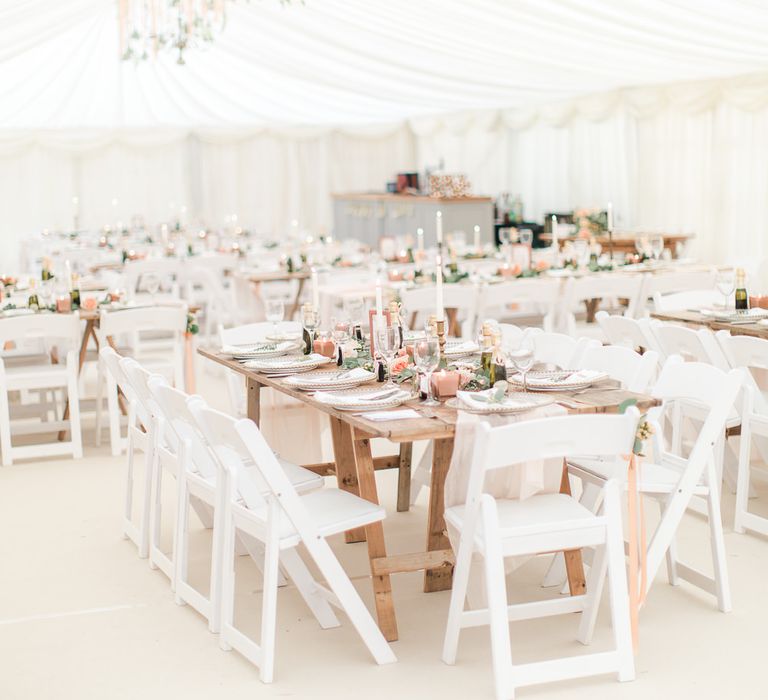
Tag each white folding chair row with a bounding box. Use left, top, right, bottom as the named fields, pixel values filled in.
left=443, top=411, right=638, bottom=699
left=651, top=288, right=721, bottom=315
left=716, top=331, right=768, bottom=536
left=0, top=314, right=83, bottom=466
left=400, top=284, right=479, bottom=338
left=181, top=265, right=238, bottom=340
left=560, top=274, right=645, bottom=336
left=531, top=332, right=599, bottom=369
left=475, top=278, right=561, bottom=332
left=595, top=311, right=660, bottom=353
left=638, top=269, right=716, bottom=316
left=568, top=356, right=743, bottom=612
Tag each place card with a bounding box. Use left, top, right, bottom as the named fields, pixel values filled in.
left=358, top=409, right=422, bottom=421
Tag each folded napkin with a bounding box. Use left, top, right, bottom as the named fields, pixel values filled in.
left=523, top=369, right=605, bottom=386
left=446, top=341, right=479, bottom=354
left=313, top=387, right=409, bottom=406
left=286, top=367, right=374, bottom=385
left=221, top=340, right=295, bottom=355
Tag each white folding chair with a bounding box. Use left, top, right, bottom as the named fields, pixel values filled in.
left=569, top=357, right=743, bottom=612
left=97, top=346, right=137, bottom=457
left=561, top=274, right=644, bottom=336
left=576, top=344, right=659, bottom=394
left=401, top=284, right=479, bottom=338
left=649, top=320, right=729, bottom=368
left=652, top=288, right=721, bottom=314
left=0, top=314, right=83, bottom=466
left=188, top=401, right=396, bottom=682
left=442, top=413, right=637, bottom=699
left=532, top=332, right=599, bottom=368
left=716, top=331, right=768, bottom=535
left=639, top=269, right=716, bottom=316
left=595, top=311, right=660, bottom=353
left=476, top=278, right=561, bottom=332
left=181, top=264, right=238, bottom=340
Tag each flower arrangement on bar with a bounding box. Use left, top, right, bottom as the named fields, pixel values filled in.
left=572, top=208, right=608, bottom=238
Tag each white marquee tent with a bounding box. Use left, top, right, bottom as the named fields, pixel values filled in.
left=2, top=0, right=768, bottom=267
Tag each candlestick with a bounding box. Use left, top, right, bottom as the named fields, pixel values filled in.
left=436, top=211, right=443, bottom=249
left=435, top=254, right=444, bottom=321
left=311, top=267, right=320, bottom=309
left=417, top=227, right=424, bottom=252
left=473, top=224, right=480, bottom=251
left=435, top=318, right=446, bottom=361
left=607, top=202, right=614, bottom=261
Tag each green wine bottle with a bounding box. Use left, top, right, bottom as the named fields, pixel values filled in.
left=735, top=268, right=748, bottom=311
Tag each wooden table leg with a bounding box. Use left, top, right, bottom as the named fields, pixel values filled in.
left=59, top=318, right=99, bottom=441
left=584, top=298, right=600, bottom=324
left=246, top=376, right=261, bottom=426
left=424, top=437, right=455, bottom=592
left=329, top=417, right=366, bottom=543
left=352, top=432, right=398, bottom=642
left=396, top=442, right=413, bottom=513
left=560, top=461, right=586, bottom=595
left=288, top=278, right=306, bottom=320
left=446, top=308, right=460, bottom=337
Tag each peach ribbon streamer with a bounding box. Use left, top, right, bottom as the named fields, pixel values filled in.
left=184, top=332, right=195, bottom=393
left=626, top=452, right=647, bottom=651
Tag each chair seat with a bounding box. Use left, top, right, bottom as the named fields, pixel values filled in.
left=236, top=488, right=385, bottom=545
left=4, top=362, right=70, bottom=389
left=445, top=493, right=597, bottom=541
left=570, top=457, right=709, bottom=495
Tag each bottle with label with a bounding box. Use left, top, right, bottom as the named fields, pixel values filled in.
left=492, top=330, right=507, bottom=384
left=735, top=268, right=749, bottom=311
left=27, top=278, right=39, bottom=311
left=300, top=303, right=316, bottom=355
left=389, top=300, right=403, bottom=349
left=480, top=323, right=495, bottom=384
left=69, top=273, right=81, bottom=310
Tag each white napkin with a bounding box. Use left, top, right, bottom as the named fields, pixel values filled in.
left=445, top=341, right=479, bottom=354
left=286, top=367, right=374, bottom=385
left=521, top=369, right=605, bottom=386
left=313, top=387, right=409, bottom=406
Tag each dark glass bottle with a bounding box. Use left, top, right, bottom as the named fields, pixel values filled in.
left=735, top=268, right=748, bottom=311
left=480, top=324, right=494, bottom=384
left=492, top=332, right=507, bottom=384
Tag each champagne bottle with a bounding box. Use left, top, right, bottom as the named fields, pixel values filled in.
left=480, top=323, right=495, bottom=384
left=27, top=278, right=39, bottom=311
left=735, top=268, right=748, bottom=312
left=492, top=331, right=507, bottom=384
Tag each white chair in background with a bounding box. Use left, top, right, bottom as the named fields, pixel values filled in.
left=442, top=412, right=637, bottom=698
left=575, top=343, right=659, bottom=394
left=716, top=331, right=768, bottom=536
left=532, top=332, right=599, bottom=368
left=649, top=320, right=729, bottom=368
left=95, top=304, right=188, bottom=448
left=181, top=264, right=238, bottom=340
left=124, top=258, right=182, bottom=298
left=595, top=310, right=660, bottom=353
left=497, top=323, right=542, bottom=349
left=0, top=314, right=83, bottom=466
left=560, top=274, right=644, bottom=336
left=97, top=346, right=137, bottom=457
left=189, top=401, right=396, bottom=682
left=401, top=284, right=479, bottom=338
left=475, top=278, right=561, bottom=332
left=652, top=288, right=721, bottom=314
left=569, top=357, right=743, bottom=612
left=638, top=269, right=716, bottom=316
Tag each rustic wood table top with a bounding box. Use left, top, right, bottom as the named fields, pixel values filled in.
left=651, top=309, right=768, bottom=340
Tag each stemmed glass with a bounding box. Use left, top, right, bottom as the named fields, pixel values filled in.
left=507, top=342, right=535, bottom=392
left=650, top=235, right=664, bottom=261
left=265, top=298, right=285, bottom=338
left=634, top=236, right=650, bottom=261
left=715, top=271, right=735, bottom=309
left=143, top=272, right=160, bottom=301
left=376, top=325, right=399, bottom=388
left=331, top=317, right=351, bottom=365
left=414, top=336, right=440, bottom=406
left=301, top=304, right=319, bottom=353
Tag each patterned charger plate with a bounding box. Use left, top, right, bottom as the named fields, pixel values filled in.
left=314, top=386, right=412, bottom=411
left=508, top=370, right=608, bottom=392
left=283, top=369, right=376, bottom=391
left=447, top=392, right=554, bottom=415
left=244, top=354, right=330, bottom=373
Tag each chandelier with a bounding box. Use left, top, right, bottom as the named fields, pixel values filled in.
left=118, top=0, right=229, bottom=65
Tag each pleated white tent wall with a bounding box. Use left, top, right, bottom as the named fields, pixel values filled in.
left=2, top=0, right=768, bottom=267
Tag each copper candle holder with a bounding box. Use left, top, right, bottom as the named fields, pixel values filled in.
left=435, top=319, right=446, bottom=359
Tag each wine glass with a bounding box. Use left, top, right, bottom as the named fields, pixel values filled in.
left=143, top=272, right=160, bottom=301
left=376, top=325, right=399, bottom=388
left=265, top=298, right=285, bottom=338
left=634, top=236, right=649, bottom=261
left=715, top=271, right=735, bottom=309
left=331, top=317, right=351, bottom=364
left=414, top=336, right=440, bottom=406
left=650, top=235, right=664, bottom=261
left=507, top=343, right=535, bottom=392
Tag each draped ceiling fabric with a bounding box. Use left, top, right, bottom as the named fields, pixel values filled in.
left=1, top=0, right=768, bottom=268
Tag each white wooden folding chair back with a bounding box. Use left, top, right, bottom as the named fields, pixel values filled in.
left=576, top=344, right=659, bottom=393
left=443, top=412, right=638, bottom=698
left=561, top=274, right=644, bottom=336
left=96, top=346, right=138, bottom=456
left=476, top=278, right=560, bottom=332
left=497, top=323, right=542, bottom=350
left=715, top=331, right=768, bottom=535
left=639, top=269, right=716, bottom=314
left=181, top=264, right=236, bottom=339
left=595, top=310, right=660, bottom=353
left=188, top=402, right=395, bottom=682
left=649, top=320, right=729, bottom=368
left=0, top=313, right=83, bottom=466
left=230, top=273, right=264, bottom=323
left=652, top=288, right=721, bottom=314
left=99, top=304, right=188, bottom=388
left=401, top=284, right=479, bottom=338
left=124, top=258, right=181, bottom=298
left=532, top=331, right=599, bottom=368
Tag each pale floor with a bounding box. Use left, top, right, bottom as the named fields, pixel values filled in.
left=2, top=365, right=768, bottom=699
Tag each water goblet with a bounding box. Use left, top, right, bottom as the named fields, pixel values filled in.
left=376, top=325, right=399, bottom=388
left=507, top=343, right=535, bottom=392
left=265, top=298, right=285, bottom=338
left=715, top=271, right=735, bottom=309
left=414, top=336, right=440, bottom=406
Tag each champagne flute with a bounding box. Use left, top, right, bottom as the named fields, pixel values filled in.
left=507, top=343, right=535, bottom=392
left=415, top=336, right=440, bottom=406
left=715, top=271, right=735, bottom=309
left=376, top=325, right=399, bottom=388
left=265, top=298, right=285, bottom=338
left=143, top=272, right=160, bottom=302
left=331, top=317, right=351, bottom=365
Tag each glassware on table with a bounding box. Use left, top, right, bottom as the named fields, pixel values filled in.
left=634, top=236, right=650, bottom=260
left=715, top=271, right=735, bottom=309
left=414, top=336, right=441, bottom=406
left=331, top=317, right=351, bottom=364
left=507, top=343, right=535, bottom=392
left=265, top=297, right=285, bottom=337
left=375, top=325, right=399, bottom=388
left=300, top=303, right=319, bottom=355
left=649, top=235, right=665, bottom=261
left=143, top=272, right=161, bottom=300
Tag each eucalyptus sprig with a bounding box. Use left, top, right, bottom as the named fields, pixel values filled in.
left=467, top=380, right=508, bottom=403
left=618, top=398, right=655, bottom=456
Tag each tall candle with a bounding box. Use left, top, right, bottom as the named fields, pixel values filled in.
left=435, top=254, right=444, bottom=320
left=551, top=214, right=558, bottom=251
left=473, top=224, right=480, bottom=251
left=375, top=280, right=384, bottom=328
left=311, top=267, right=320, bottom=309
left=607, top=202, right=614, bottom=231
left=436, top=211, right=443, bottom=249
left=417, top=227, right=424, bottom=252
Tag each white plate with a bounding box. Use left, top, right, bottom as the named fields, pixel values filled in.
left=444, top=341, right=480, bottom=357
left=509, top=369, right=608, bottom=391
left=226, top=341, right=301, bottom=360
left=283, top=369, right=376, bottom=391
left=244, top=354, right=329, bottom=372
left=313, top=387, right=411, bottom=411
left=447, top=392, right=554, bottom=415
left=1, top=308, right=36, bottom=317
left=266, top=332, right=302, bottom=342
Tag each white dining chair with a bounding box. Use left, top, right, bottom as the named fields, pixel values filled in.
left=576, top=344, right=659, bottom=394
left=561, top=274, right=645, bottom=336
left=442, top=412, right=638, bottom=699
left=531, top=332, right=599, bottom=369
left=0, top=314, right=83, bottom=466
left=97, top=346, right=137, bottom=457
left=639, top=269, right=716, bottom=316
left=188, top=400, right=396, bottom=682
left=595, top=311, right=660, bottom=353
left=475, top=278, right=561, bottom=332
left=652, top=288, right=721, bottom=314
left=569, top=356, right=743, bottom=612
left=715, top=331, right=768, bottom=536
left=400, top=284, right=479, bottom=338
